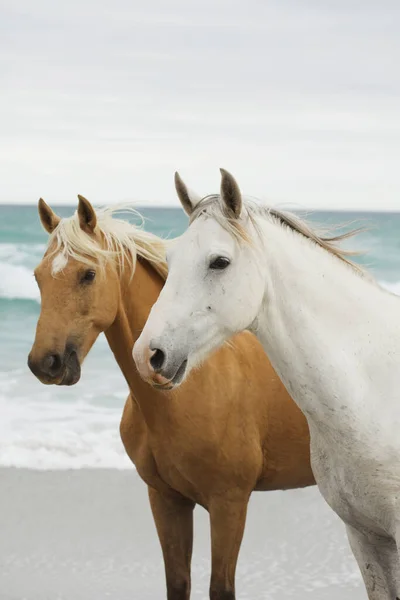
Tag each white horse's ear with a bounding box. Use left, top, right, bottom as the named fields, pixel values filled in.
left=174, top=172, right=201, bottom=216
left=38, top=198, right=61, bottom=234
left=220, top=168, right=242, bottom=219
left=77, top=195, right=97, bottom=234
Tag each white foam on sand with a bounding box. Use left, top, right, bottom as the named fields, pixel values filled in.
left=0, top=356, right=132, bottom=470
left=0, top=390, right=131, bottom=470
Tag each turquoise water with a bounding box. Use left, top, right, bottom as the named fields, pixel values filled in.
left=1, top=206, right=400, bottom=469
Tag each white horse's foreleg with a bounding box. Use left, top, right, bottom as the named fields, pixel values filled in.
left=346, top=525, right=400, bottom=599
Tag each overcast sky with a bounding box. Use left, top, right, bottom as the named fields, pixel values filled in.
left=1, top=0, right=399, bottom=209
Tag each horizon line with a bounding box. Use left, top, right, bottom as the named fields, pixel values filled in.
left=0, top=203, right=399, bottom=214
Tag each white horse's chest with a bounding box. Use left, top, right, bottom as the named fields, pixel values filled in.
left=309, top=423, right=399, bottom=537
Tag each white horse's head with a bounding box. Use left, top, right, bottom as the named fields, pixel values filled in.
left=133, top=169, right=266, bottom=389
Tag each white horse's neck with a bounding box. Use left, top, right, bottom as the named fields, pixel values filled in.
left=250, top=216, right=400, bottom=430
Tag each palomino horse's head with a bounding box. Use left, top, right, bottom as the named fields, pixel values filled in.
left=28, top=197, right=122, bottom=385
left=133, top=169, right=266, bottom=389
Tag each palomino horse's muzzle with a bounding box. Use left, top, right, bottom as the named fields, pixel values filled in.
left=28, top=343, right=81, bottom=386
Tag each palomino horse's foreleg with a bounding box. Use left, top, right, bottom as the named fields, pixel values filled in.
left=208, top=493, right=250, bottom=600
left=148, top=486, right=195, bottom=600
left=346, top=525, right=400, bottom=599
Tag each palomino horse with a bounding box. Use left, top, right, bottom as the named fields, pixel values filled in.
left=133, top=169, right=400, bottom=600
left=28, top=196, right=314, bottom=600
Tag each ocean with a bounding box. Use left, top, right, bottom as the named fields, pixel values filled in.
left=1, top=205, right=400, bottom=470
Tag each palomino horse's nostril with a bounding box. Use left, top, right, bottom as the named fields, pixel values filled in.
left=149, top=348, right=166, bottom=372
left=43, top=353, right=62, bottom=376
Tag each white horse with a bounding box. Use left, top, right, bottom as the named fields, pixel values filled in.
left=133, top=169, right=400, bottom=599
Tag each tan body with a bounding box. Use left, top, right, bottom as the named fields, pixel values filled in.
left=29, top=198, right=314, bottom=600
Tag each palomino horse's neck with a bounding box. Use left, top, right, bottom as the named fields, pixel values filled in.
left=253, top=218, right=387, bottom=426
left=104, top=257, right=169, bottom=427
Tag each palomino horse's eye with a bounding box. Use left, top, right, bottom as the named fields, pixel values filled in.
left=209, top=257, right=230, bottom=270
left=81, top=269, right=96, bottom=284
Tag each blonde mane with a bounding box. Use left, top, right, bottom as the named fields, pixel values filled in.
left=190, top=195, right=367, bottom=276
left=47, top=205, right=169, bottom=280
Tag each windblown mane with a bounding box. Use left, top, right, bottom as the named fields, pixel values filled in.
left=190, top=195, right=366, bottom=276
left=47, top=205, right=169, bottom=280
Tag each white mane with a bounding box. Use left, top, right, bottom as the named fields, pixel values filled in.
left=190, top=195, right=368, bottom=277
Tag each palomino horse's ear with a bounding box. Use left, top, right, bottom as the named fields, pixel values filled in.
left=77, top=195, right=97, bottom=234
left=219, top=169, right=242, bottom=219
left=38, top=198, right=61, bottom=234
left=174, top=172, right=201, bottom=216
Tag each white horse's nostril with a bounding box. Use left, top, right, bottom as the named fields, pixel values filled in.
left=149, top=348, right=166, bottom=372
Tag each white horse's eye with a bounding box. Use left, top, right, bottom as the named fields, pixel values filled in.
left=209, top=257, right=230, bottom=270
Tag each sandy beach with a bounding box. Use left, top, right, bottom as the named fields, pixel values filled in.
left=0, top=467, right=365, bottom=600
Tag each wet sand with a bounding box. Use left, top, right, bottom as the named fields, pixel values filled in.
left=0, top=467, right=364, bottom=599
